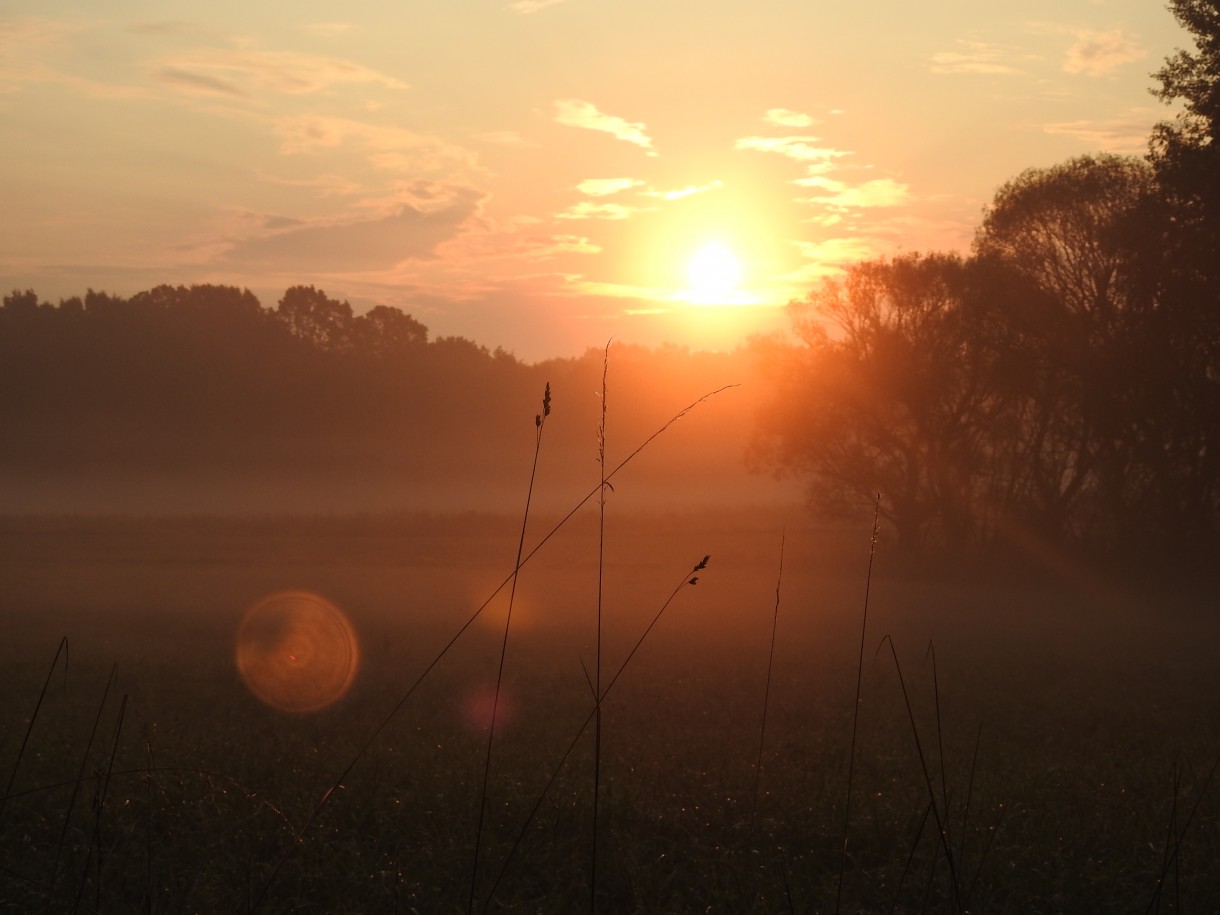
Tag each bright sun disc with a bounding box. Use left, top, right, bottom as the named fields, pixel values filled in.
left=686, top=242, right=742, bottom=298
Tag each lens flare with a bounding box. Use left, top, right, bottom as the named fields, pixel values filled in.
left=461, top=684, right=517, bottom=732
left=236, top=591, right=359, bottom=714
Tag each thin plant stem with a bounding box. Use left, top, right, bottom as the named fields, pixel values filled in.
left=958, top=722, right=983, bottom=908
left=50, top=664, right=118, bottom=899
left=249, top=384, right=734, bottom=912
left=751, top=531, right=785, bottom=827
left=1145, top=757, right=1218, bottom=915
left=835, top=494, right=880, bottom=914
left=483, top=555, right=710, bottom=911
left=878, top=635, right=961, bottom=911
left=1, top=637, right=68, bottom=826
left=468, top=382, right=551, bottom=915
left=925, top=640, right=951, bottom=839
left=887, top=800, right=932, bottom=915
left=592, top=342, right=610, bottom=914
left=77, top=692, right=127, bottom=913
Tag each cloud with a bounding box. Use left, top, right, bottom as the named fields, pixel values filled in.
left=764, top=108, right=815, bottom=128
left=508, top=0, right=568, bottom=12
left=645, top=180, right=724, bottom=200
left=785, top=238, right=880, bottom=282
left=1063, top=28, right=1144, bottom=76
left=796, top=176, right=912, bottom=208
left=475, top=130, right=537, bottom=147
left=272, top=115, right=479, bottom=175
left=153, top=67, right=247, bottom=98
left=553, top=99, right=656, bottom=155
left=555, top=201, right=654, bottom=220
left=577, top=178, right=643, bottom=196
left=0, top=18, right=118, bottom=95
left=1042, top=110, right=1157, bottom=153
left=303, top=22, right=353, bottom=36
left=735, top=135, right=850, bottom=167
left=442, top=229, right=600, bottom=262
left=221, top=189, right=483, bottom=272
left=930, top=41, right=1023, bottom=75
left=147, top=47, right=407, bottom=98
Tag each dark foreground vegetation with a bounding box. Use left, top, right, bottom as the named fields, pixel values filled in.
left=1, top=510, right=1218, bottom=913
left=6, top=0, right=1220, bottom=561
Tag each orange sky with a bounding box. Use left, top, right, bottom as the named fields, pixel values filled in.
left=0, top=2, right=1187, bottom=360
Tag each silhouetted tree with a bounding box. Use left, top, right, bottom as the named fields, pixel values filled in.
left=973, top=155, right=1167, bottom=545
left=974, top=154, right=1220, bottom=555
left=1151, top=0, right=1220, bottom=251
left=752, top=253, right=998, bottom=552
left=354, top=304, right=428, bottom=356
left=276, top=285, right=355, bottom=351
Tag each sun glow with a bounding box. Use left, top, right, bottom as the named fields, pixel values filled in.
left=685, top=242, right=742, bottom=302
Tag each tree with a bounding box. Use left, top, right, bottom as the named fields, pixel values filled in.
left=752, top=253, right=997, bottom=552
left=276, top=285, right=355, bottom=350
left=1151, top=0, right=1220, bottom=247
left=1148, top=1, right=1220, bottom=557
left=975, top=154, right=1216, bottom=554
left=354, top=304, right=428, bottom=356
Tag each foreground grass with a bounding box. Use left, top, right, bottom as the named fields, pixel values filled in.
left=1, top=510, right=1218, bottom=913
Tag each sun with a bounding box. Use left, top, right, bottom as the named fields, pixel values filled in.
left=685, top=242, right=742, bottom=302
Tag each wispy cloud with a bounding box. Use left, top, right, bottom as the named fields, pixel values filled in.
left=475, top=130, right=537, bottom=147
left=154, top=67, right=247, bottom=98
left=644, top=180, right=724, bottom=200
left=508, top=0, right=568, bottom=13
left=786, top=238, right=880, bottom=282
left=148, top=47, right=408, bottom=98
left=576, top=177, right=643, bottom=196
left=0, top=17, right=142, bottom=96
left=930, top=40, right=1023, bottom=75
left=553, top=99, right=657, bottom=155
left=1063, top=28, right=1144, bottom=76
left=221, top=188, right=483, bottom=272
left=796, top=176, right=912, bottom=208
left=1042, top=109, right=1157, bottom=153
left=259, top=173, right=364, bottom=197
left=764, top=108, right=815, bottom=128
left=734, top=135, right=849, bottom=168
left=303, top=22, right=353, bottom=37
left=555, top=201, right=654, bottom=220
left=272, top=115, right=479, bottom=176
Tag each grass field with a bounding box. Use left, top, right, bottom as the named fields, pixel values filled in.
left=1, top=508, right=1218, bottom=913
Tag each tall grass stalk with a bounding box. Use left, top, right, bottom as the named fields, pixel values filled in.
left=77, top=692, right=127, bottom=913
left=925, top=640, right=951, bottom=833
left=1, top=636, right=68, bottom=826
left=751, top=532, right=785, bottom=826
left=484, top=555, right=711, bottom=911
left=51, top=663, right=119, bottom=896
left=878, top=635, right=961, bottom=911
left=467, top=382, right=551, bottom=914
left=591, top=343, right=610, bottom=913
left=1145, top=757, right=1218, bottom=914
left=249, top=384, right=734, bottom=911
left=835, top=494, right=879, bottom=914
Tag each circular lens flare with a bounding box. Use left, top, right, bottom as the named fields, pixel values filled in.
left=236, top=591, right=359, bottom=714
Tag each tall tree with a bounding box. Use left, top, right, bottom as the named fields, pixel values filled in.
left=276, top=285, right=355, bottom=351
left=1151, top=0, right=1220, bottom=250
left=974, top=154, right=1214, bottom=552
left=751, top=253, right=997, bottom=552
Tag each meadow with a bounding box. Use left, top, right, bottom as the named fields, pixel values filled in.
left=1, top=508, right=1218, bottom=913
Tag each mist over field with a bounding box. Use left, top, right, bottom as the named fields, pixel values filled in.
left=4, top=1, right=1220, bottom=908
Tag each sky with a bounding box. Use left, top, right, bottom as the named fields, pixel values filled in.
left=0, top=0, right=1190, bottom=361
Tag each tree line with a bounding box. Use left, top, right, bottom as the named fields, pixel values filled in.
left=0, top=283, right=753, bottom=513
left=751, top=1, right=1220, bottom=564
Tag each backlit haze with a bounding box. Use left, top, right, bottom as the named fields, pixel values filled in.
left=0, top=1, right=1183, bottom=361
